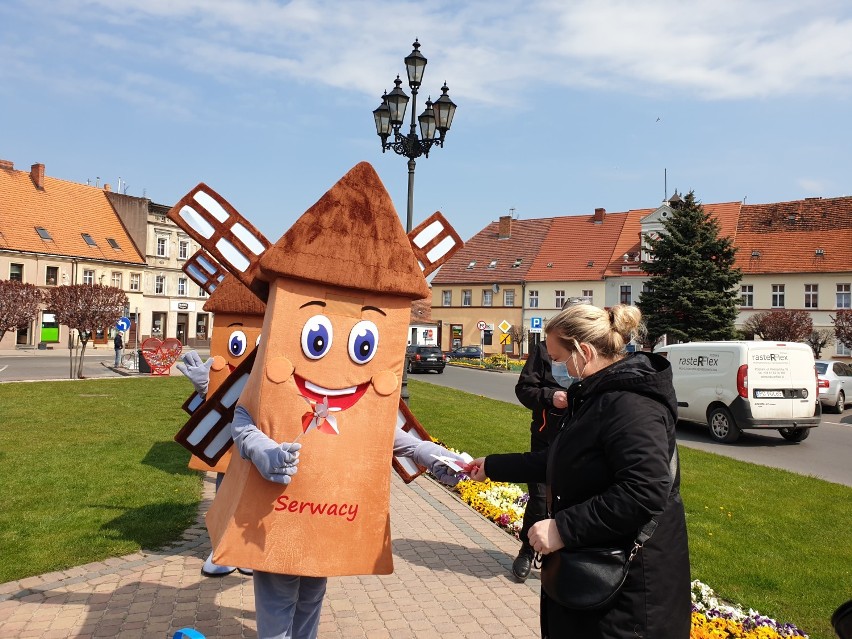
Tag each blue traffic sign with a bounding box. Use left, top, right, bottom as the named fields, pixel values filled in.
left=116, top=317, right=131, bottom=332
left=530, top=317, right=543, bottom=330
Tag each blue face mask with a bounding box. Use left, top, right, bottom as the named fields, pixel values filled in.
left=551, top=361, right=576, bottom=389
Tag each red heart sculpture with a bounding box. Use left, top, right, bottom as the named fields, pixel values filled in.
left=141, top=337, right=184, bottom=375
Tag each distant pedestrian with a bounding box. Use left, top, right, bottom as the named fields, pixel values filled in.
left=113, top=332, right=123, bottom=367
left=511, top=339, right=569, bottom=581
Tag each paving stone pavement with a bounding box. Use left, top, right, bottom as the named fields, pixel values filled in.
left=0, top=473, right=542, bottom=638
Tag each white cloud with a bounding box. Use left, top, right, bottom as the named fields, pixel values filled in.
left=4, top=0, right=852, bottom=108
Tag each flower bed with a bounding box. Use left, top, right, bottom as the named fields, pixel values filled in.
left=451, top=477, right=809, bottom=638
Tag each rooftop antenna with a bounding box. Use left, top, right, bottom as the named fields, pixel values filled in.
left=664, top=168, right=667, bottom=202
left=509, top=207, right=517, bottom=219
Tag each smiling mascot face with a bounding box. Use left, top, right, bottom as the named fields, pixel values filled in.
left=207, top=162, right=429, bottom=577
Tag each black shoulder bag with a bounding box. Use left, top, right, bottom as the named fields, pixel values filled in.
left=540, top=447, right=678, bottom=611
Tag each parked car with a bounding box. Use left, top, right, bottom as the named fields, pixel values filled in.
left=447, top=345, right=484, bottom=360
left=656, top=341, right=820, bottom=443
left=815, top=359, right=852, bottom=413
left=406, top=345, right=446, bottom=374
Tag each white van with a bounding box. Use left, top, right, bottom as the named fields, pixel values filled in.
left=656, top=341, right=820, bottom=443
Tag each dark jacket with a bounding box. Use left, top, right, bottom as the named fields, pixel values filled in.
left=114, top=334, right=123, bottom=349
left=515, top=341, right=566, bottom=444
left=487, top=352, right=691, bottom=639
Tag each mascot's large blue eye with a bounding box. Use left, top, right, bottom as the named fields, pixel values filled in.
left=348, top=320, right=379, bottom=364
left=228, top=330, right=248, bottom=357
left=301, top=315, right=333, bottom=360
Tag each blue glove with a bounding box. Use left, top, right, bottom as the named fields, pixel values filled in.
left=394, top=429, right=466, bottom=487
left=231, top=406, right=300, bottom=485
left=176, top=351, right=214, bottom=396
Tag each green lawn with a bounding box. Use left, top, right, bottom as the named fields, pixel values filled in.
left=0, top=377, right=200, bottom=583
left=0, top=376, right=847, bottom=639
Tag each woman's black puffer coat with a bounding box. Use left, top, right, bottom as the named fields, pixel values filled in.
left=486, top=352, right=691, bottom=639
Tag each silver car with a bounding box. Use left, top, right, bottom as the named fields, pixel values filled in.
left=815, top=360, right=852, bottom=413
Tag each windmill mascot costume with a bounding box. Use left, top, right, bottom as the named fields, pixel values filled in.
left=168, top=162, right=468, bottom=638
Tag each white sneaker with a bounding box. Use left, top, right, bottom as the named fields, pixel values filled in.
left=201, top=550, right=236, bottom=577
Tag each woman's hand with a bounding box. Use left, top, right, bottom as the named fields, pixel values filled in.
left=463, top=457, right=487, bottom=481
left=552, top=390, right=568, bottom=409
left=528, top=519, right=565, bottom=555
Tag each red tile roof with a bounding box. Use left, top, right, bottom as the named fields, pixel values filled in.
left=736, top=196, right=852, bottom=274
left=526, top=211, right=629, bottom=281
left=602, top=208, right=652, bottom=278
left=431, top=217, right=554, bottom=284
left=0, top=163, right=144, bottom=264
left=602, top=202, right=742, bottom=278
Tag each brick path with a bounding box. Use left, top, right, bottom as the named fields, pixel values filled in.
left=0, top=473, right=542, bottom=638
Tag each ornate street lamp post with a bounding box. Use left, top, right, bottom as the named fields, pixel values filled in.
left=373, top=39, right=457, bottom=233
left=373, top=39, right=456, bottom=404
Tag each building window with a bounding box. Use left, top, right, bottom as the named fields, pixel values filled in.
left=804, top=284, right=818, bottom=309
left=620, top=285, right=632, bottom=305
left=41, top=311, right=59, bottom=343
left=488, top=259, right=497, bottom=269
left=740, top=285, right=754, bottom=307
left=111, top=272, right=122, bottom=289
left=155, top=275, right=166, bottom=295
left=462, top=290, right=471, bottom=307
left=35, top=226, right=53, bottom=241
left=81, top=233, right=97, bottom=246
left=198, top=286, right=208, bottom=298
left=838, top=341, right=852, bottom=357
left=772, top=284, right=785, bottom=308
left=83, top=269, right=94, bottom=285
left=555, top=290, right=565, bottom=309
left=196, top=313, right=209, bottom=340
left=130, top=273, right=141, bottom=292
left=178, top=277, right=187, bottom=296
left=837, top=284, right=851, bottom=309
left=482, top=290, right=493, bottom=307
left=156, top=236, right=168, bottom=257
left=466, top=260, right=476, bottom=270
left=504, top=289, right=515, bottom=306
left=442, top=290, right=452, bottom=306
left=9, top=263, right=23, bottom=282
left=582, top=290, right=593, bottom=303
left=179, top=240, right=189, bottom=260
left=529, top=290, right=539, bottom=308
left=512, top=258, right=522, bottom=268
left=107, top=238, right=120, bottom=250
left=45, top=266, right=58, bottom=286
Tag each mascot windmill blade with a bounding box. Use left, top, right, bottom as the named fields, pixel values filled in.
left=168, top=176, right=464, bottom=482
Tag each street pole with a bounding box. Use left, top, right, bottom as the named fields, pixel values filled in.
left=373, top=40, right=457, bottom=404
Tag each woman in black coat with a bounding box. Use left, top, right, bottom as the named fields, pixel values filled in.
left=469, top=304, right=691, bottom=638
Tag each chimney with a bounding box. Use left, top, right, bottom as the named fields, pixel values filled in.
left=103, top=183, right=112, bottom=192
left=498, top=215, right=512, bottom=239
left=0, top=159, right=13, bottom=170
left=30, top=163, right=45, bottom=190
left=593, top=207, right=606, bottom=223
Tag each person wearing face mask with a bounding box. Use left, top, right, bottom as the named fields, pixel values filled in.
left=511, top=340, right=572, bottom=581
left=468, top=304, right=690, bottom=639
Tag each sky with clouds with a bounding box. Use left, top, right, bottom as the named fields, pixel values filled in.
left=2, top=0, right=852, bottom=242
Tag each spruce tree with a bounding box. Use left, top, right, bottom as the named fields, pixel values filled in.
left=637, top=191, right=741, bottom=346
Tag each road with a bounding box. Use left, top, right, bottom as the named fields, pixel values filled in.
left=0, top=348, right=129, bottom=381
left=409, top=364, right=852, bottom=488
left=3, top=352, right=850, bottom=487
